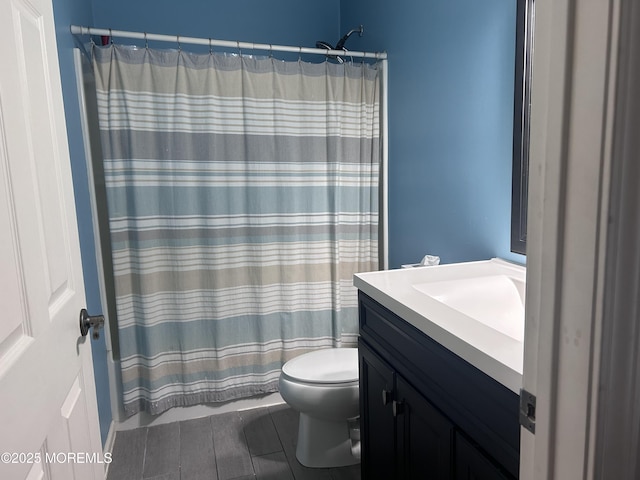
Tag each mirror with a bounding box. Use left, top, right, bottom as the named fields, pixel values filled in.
left=511, top=0, right=534, bottom=255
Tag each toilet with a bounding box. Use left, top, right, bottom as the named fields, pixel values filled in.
left=278, top=347, right=360, bottom=468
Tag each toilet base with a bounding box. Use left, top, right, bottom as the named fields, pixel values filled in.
left=295, top=413, right=360, bottom=468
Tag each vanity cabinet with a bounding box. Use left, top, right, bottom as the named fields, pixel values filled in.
left=455, top=432, right=513, bottom=480
left=358, top=292, right=520, bottom=479
left=359, top=341, right=396, bottom=479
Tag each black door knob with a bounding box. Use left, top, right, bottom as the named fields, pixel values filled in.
left=79, top=308, right=105, bottom=340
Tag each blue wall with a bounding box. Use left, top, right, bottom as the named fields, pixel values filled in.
left=52, top=0, right=524, bottom=446
left=341, top=0, right=525, bottom=267
left=91, top=0, right=340, bottom=56
left=51, top=0, right=112, bottom=446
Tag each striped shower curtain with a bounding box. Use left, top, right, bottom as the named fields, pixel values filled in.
left=92, top=45, right=380, bottom=416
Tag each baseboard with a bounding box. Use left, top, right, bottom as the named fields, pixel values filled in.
left=103, top=420, right=116, bottom=478
left=115, top=392, right=285, bottom=431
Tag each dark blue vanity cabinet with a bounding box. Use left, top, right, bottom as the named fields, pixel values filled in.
left=358, top=292, right=520, bottom=480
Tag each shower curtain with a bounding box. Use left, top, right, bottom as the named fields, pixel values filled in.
left=92, top=45, right=380, bottom=416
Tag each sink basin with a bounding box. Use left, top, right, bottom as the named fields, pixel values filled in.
left=412, top=274, right=525, bottom=341
left=353, top=258, right=526, bottom=392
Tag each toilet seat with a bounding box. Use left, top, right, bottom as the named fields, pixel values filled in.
left=281, top=348, right=358, bottom=385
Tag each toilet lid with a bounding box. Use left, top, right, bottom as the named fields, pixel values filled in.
left=282, top=348, right=359, bottom=384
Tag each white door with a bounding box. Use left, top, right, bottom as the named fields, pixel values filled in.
left=0, top=0, right=103, bottom=478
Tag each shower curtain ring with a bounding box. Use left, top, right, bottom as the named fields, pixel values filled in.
left=144, top=32, right=148, bottom=49
left=177, top=34, right=181, bottom=51
left=298, top=46, right=302, bottom=62
left=209, top=38, right=213, bottom=55
left=109, top=28, right=113, bottom=44
left=237, top=40, right=242, bottom=57
left=269, top=44, right=273, bottom=58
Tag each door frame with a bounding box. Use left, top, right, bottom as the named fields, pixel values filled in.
left=521, top=0, right=640, bottom=478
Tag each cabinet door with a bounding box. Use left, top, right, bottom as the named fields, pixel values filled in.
left=455, top=432, right=514, bottom=480
left=395, top=376, right=454, bottom=479
left=359, top=340, right=396, bottom=479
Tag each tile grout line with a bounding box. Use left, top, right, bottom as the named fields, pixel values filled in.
left=267, top=407, right=298, bottom=480
left=176, top=421, right=181, bottom=478
left=267, top=407, right=288, bottom=460
left=209, top=415, right=220, bottom=480
left=140, top=427, right=149, bottom=480
left=239, top=410, right=259, bottom=478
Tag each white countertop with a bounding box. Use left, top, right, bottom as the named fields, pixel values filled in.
left=354, top=258, right=525, bottom=393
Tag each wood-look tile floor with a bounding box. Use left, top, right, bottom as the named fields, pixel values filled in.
left=106, top=404, right=361, bottom=480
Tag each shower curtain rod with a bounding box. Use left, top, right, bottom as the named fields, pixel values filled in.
left=70, top=25, right=387, bottom=60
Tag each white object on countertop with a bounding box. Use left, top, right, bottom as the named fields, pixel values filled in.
left=401, top=254, right=440, bottom=269
left=420, top=254, right=440, bottom=266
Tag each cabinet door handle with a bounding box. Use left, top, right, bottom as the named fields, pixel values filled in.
left=382, top=389, right=392, bottom=406
left=393, top=400, right=404, bottom=416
